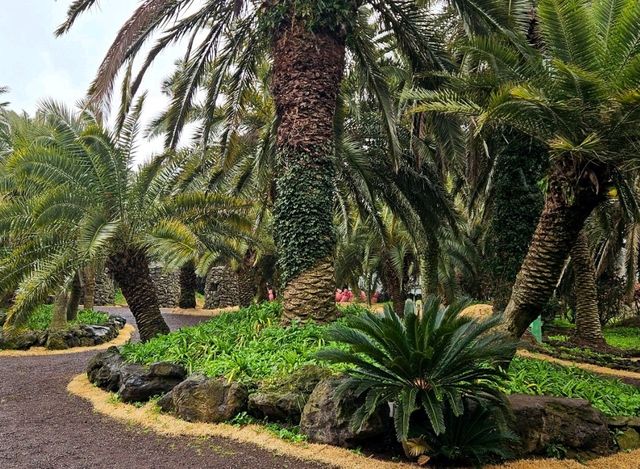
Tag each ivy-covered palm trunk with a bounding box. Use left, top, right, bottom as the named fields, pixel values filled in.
left=572, top=231, right=605, bottom=344
left=271, top=17, right=346, bottom=324
left=503, top=161, right=606, bottom=339
left=108, top=248, right=169, bottom=341
left=178, top=261, right=197, bottom=309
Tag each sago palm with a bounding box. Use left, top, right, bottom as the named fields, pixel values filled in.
left=0, top=100, right=249, bottom=341
left=319, top=298, right=515, bottom=442
left=411, top=0, right=640, bottom=339
left=57, top=0, right=529, bottom=324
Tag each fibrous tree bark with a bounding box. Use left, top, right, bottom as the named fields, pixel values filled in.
left=51, top=289, right=69, bottom=331
left=66, top=272, right=82, bottom=321
left=237, top=249, right=257, bottom=308
left=107, top=248, right=169, bottom=342
left=83, top=265, right=96, bottom=311
left=571, top=230, right=605, bottom=344
left=503, top=161, right=607, bottom=339
left=380, top=253, right=407, bottom=316
left=271, top=17, right=347, bottom=324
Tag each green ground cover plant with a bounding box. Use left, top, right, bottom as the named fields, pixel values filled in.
left=122, top=302, right=364, bottom=385
left=603, top=327, right=640, bottom=351
left=24, top=305, right=110, bottom=331
left=505, top=357, right=640, bottom=417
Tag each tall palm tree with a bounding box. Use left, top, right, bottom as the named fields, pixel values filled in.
left=57, top=0, right=528, bottom=323
left=411, top=0, right=640, bottom=339
left=0, top=100, right=249, bottom=341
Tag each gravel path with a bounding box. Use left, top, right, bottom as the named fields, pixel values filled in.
left=0, top=308, right=328, bottom=469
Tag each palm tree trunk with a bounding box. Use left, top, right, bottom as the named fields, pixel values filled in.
left=572, top=231, right=605, bottom=344
left=107, top=248, right=169, bottom=342
left=271, top=16, right=347, bottom=324
left=381, top=254, right=406, bottom=316
left=51, top=289, right=69, bottom=331
left=83, top=265, right=96, bottom=311
left=237, top=249, right=257, bottom=308
left=66, top=272, right=82, bottom=321
left=420, top=237, right=439, bottom=300
left=503, top=162, right=606, bottom=339
left=178, top=260, right=197, bottom=309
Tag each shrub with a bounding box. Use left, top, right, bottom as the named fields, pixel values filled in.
left=319, top=298, right=516, bottom=463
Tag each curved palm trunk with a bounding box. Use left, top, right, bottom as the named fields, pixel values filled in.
left=66, top=272, right=82, bottom=321
left=108, top=248, right=169, bottom=342
left=503, top=162, right=606, bottom=339
left=51, top=289, right=69, bottom=331
left=572, top=231, right=604, bottom=344
left=83, top=265, right=96, bottom=311
left=178, top=261, right=197, bottom=309
left=271, top=17, right=346, bottom=324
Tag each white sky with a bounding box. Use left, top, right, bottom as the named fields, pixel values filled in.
left=0, top=0, right=194, bottom=161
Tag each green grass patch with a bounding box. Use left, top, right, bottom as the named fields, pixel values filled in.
left=505, top=357, right=640, bottom=417
left=24, top=305, right=110, bottom=331
left=603, top=327, right=640, bottom=350
left=549, top=317, right=575, bottom=329
left=122, top=302, right=362, bottom=385
left=114, top=289, right=127, bottom=306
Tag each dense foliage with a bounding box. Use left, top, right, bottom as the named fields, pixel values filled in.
left=506, top=357, right=640, bottom=417
left=23, top=305, right=109, bottom=331
left=603, top=328, right=640, bottom=351
left=123, top=302, right=359, bottom=385
left=319, top=299, right=514, bottom=438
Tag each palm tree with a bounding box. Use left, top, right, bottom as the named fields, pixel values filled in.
left=0, top=100, right=248, bottom=341
left=57, top=0, right=528, bottom=324
left=412, top=0, right=640, bottom=339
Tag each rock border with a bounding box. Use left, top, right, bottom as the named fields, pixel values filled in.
left=68, top=373, right=640, bottom=469
left=0, top=324, right=135, bottom=358
left=67, top=373, right=411, bottom=469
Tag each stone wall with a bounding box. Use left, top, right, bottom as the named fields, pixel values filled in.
left=204, top=266, right=239, bottom=309
left=149, top=265, right=180, bottom=308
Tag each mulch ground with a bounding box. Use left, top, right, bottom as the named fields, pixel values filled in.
left=0, top=309, right=328, bottom=469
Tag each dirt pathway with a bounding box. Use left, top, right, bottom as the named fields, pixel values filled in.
left=0, top=308, right=328, bottom=469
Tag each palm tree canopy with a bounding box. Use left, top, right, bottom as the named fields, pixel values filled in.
left=0, top=99, right=251, bottom=326
left=57, top=0, right=530, bottom=150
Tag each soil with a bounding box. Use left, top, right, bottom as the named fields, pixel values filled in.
left=0, top=308, right=329, bottom=469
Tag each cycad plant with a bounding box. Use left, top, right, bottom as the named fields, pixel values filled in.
left=318, top=297, right=515, bottom=456
left=411, top=0, right=640, bottom=339
left=0, top=100, right=249, bottom=340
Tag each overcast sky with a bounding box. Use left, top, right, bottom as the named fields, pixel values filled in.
left=0, top=0, right=188, bottom=160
